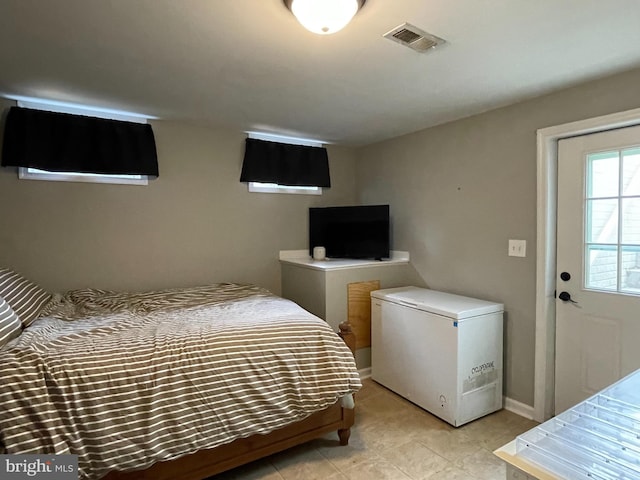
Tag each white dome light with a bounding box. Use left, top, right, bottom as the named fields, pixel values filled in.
left=286, top=0, right=364, bottom=35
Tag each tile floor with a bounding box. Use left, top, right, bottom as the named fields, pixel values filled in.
left=211, top=378, right=539, bottom=480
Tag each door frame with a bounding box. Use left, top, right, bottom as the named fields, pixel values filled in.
left=534, top=106, right=640, bottom=422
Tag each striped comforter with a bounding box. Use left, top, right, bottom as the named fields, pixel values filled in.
left=0, top=283, right=361, bottom=479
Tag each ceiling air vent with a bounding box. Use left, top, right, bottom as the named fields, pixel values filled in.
left=383, top=23, right=446, bottom=53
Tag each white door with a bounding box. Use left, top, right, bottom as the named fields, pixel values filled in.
left=555, top=125, right=640, bottom=415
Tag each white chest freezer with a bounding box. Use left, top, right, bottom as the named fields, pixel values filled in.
left=371, top=286, right=504, bottom=427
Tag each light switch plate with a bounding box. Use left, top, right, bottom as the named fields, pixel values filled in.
left=508, top=239, right=526, bottom=257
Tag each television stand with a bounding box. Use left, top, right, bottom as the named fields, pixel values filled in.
left=279, top=250, right=424, bottom=370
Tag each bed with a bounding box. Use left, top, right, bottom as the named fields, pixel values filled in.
left=0, top=269, right=361, bottom=480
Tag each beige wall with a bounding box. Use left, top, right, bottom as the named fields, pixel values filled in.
left=0, top=99, right=358, bottom=294
left=356, top=66, right=640, bottom=407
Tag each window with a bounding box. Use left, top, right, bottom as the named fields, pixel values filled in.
left=18, top=168, right=148, bottom=185
left=247, top=182, right=322, bottom=195
left=12, top=98, right=154, bottom=186
left=245, top=132, right=325, bottom=195
left=584, top=147, right=640, bottom=294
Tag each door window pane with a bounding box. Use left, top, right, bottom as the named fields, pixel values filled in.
left=586, top=199, right=618, bottom=243
left=621, top=246, right=640, bottom=294
left=622, top=148, right=640, bottom=196
left=621, top=198, right=640, bottom=244
left=585, top=245, right=618, bottom=291
left=587, top=152, right=619, bottom=198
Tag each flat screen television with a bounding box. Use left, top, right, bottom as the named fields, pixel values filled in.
left=309, top=205, right=390, bottom=260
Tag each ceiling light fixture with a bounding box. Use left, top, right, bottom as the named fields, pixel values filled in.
left=283, top=0, right=366, bottom=35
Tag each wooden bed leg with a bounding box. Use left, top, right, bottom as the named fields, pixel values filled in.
left=337, top=321, right=356, bottom=448
left=338, top=427, right=351, bottom=446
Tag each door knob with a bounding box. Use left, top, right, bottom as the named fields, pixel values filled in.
left=558, top=291, right=578, bottom=304
left=560, top=272, right=571, bottom=281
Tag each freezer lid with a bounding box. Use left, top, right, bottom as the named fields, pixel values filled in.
left=370, top=286, right=503, bottom=320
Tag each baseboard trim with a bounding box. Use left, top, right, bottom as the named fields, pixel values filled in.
left=358, top=367, right=372, bottom=379
left=504, top=396, right=535, bottom=420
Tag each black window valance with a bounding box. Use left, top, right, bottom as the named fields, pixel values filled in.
left=1, top=106, right=159, bottom=178
left=240, top=138, right=330, bottom=187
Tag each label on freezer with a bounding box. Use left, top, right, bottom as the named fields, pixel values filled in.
left=471, top=361, right=495, bottom=374
left=463, top=361, right=499, bottom=393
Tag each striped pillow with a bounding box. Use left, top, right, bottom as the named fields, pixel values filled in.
left=0, top=296, right=21, bottom=348
left=0, top=269, right=52, bottom=328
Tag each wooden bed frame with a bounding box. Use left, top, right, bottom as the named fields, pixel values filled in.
left=104, top=322, right=357, bottom=480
